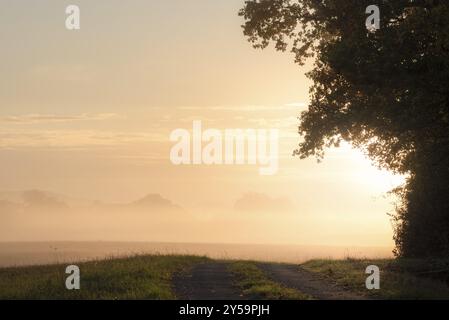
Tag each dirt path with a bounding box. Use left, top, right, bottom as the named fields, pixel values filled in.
left=174, top=262, right=244, bottom=300
left=174, top=261, right=365, bottom=300
left=258, top=263, right=366, bottom=300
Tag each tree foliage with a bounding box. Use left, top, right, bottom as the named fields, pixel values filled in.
left=239, top=0, right=449, bottom=257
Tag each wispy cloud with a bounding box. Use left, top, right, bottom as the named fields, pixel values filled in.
left=0, top=130, right=165, bottom=148
left=247, top=116, right=299, bottom=128
left=284, top=102, right=307, bottom=108
left=0, top=113, right=121, bottom=124
left=178, top=104, right=307, bottom=111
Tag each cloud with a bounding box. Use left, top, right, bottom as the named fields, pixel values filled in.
left=284, top=102, right=307, bottom=108
left=178, top=104, right=307, bottom=112
left=157, top=116, right=219, bottom=124
left=234, top=192, right=296, bottom=213
left=0, top=113, right=120, bottom=124
left=0, top=130, right=166, bottom=148
left=247, top=116, right=298, bottom=128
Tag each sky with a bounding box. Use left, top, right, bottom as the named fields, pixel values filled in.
left=0, top=0, right=405, bottom=248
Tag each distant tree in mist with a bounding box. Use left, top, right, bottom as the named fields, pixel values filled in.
left=23, top=190, right=67, bottom=210
left=239, top=0, right=449, bottom=257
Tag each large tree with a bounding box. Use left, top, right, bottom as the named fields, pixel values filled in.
left=239, top=0, right=449, bottom=257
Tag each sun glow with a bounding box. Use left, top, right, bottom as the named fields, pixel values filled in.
left=333, top=143, right=407, bottom=193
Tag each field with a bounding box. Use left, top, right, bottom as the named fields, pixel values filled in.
left=0, top=255, right=207, bottom=299
left=1, top=254, right=449, bottom=300
left=303, top=258, right=449, bottom=299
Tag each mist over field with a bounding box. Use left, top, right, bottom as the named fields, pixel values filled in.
left=0, top=189, right=393, bottom=267
left=0, top=241, right=392, bottom=268
left=0, top=189, right=394, bottom=248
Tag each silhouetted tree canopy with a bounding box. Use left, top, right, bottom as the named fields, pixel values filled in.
left=240, top=0, right=449, bottom=257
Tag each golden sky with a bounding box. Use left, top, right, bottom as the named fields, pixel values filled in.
left=0, top=1, right=404, bottom=247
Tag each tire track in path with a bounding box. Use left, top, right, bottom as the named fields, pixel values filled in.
left=174, top=262, right=244, bottom=300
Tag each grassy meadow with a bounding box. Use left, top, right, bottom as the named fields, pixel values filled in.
left=1, top=254, right=449, bottom=300
left=0, top=254, right=207, bottom=299
left=303, top=258, right=449, bottom=300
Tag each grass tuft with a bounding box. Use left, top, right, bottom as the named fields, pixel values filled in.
left=229, top=261, right=312, bottom=300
